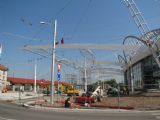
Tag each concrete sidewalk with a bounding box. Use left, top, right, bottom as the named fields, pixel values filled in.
left=0, top=92, right=42, bottom=100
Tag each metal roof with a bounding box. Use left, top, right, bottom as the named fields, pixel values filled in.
left=7, top=77, right=68, bottom=85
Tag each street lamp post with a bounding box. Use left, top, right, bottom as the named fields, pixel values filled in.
left=51, top=20, right=57, bottom=105
left=40, top=20, right=57, bottom=105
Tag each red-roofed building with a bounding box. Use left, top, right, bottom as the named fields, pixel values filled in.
left=0, top=64, right=8, bottom=92
left=7, top=77, right=70, bottom=92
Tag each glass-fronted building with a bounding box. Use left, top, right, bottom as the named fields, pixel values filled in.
left=123, top=29, right=160, bottom=90
left=124, top=53, right=160, bottom=90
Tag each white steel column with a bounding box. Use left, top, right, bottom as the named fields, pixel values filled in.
left=34, top=62, right=37, bottom=93
left=130, top=58, right=134, bottom=93
left=84, top=57, right=87, bottom=93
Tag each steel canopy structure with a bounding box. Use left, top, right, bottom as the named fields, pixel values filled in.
left=21, top=43, right=129, bottom=89
left=20, top=43, right=137, bottom=68
left=20, top=43, right=138, bottom=68
left=21, top=43, right=139, bottom=51
left=20, top=43, right=135, bottom=74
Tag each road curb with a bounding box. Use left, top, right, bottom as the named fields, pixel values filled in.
left=23, top=101, right=141, bottom=113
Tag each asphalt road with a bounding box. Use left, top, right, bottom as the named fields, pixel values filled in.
left=0, top=102, right=159, bottom=120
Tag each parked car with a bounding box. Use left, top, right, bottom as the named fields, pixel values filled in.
left=75, top=93, right=96, bottom=104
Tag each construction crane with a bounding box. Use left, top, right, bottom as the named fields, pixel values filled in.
left=124, top=0, right=160, bottom=68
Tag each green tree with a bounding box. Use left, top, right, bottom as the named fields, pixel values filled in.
left=104, top=79, right=117, bottom=87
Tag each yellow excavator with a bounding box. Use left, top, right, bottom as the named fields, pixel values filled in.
left=65, top=84, right=79, bottom=96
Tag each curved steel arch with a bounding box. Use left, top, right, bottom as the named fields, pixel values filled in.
left=123, top=35, right=146, bottom=45
left=118, top=54, right=127, bottom=64
left=123, top=35, right=147, bottom=63
left=122, top=29, right=160, bottom=68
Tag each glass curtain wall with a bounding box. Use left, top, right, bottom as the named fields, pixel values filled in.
left=142, top=55, right=160, bottom=89
left=132, top=63, right=142, bottom=89
left=124, top=55, right=160, bottom=90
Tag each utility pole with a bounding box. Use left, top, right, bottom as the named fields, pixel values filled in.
left=40, top=20, right=57, bottom=104
left=50, top=20, right=57, bottom=105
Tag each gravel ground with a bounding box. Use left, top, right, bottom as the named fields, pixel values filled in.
left=92, top=91, right=160, bottom=110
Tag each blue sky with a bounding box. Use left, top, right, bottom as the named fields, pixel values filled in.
left=0, top=0, right=160, bottom=82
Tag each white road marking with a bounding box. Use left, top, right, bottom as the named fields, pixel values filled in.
left=152, top=113, right=160, bottom=116
left=156, top=116, right=160, bottom=119
left=0, top=116, right=16, bottom=120
left=151, top=112, right=160, bottom=119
